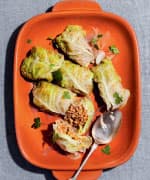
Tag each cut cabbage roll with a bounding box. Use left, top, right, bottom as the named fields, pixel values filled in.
left=32, top=81, right=95, bottom=132
left=21, top=46, right=64, bottom=81
left=54, top=25, right=94, bottom=67
left=52, top=119, right=92, bottom=153
left=92, top=58, right=130, bottom=110
left=53, top=60, right=93, bottom=95
left=32, top=81, right=76, bottom=115
left=65, top=97, right=95, bottom=135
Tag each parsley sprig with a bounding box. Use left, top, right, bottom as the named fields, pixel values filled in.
left=63, top=91, right=71, bottom=99
left=113, top=92, right=123, bottom=105
left=31, top=117, right=41, bottom=129
left=101, top=145, right=111, bottom=155
left=109, top=45, right=120, bottom=54
left=49, top=64, right=55, bottom=69
left=90, top=34, right=103, bottom=50
left=52, top=70, right=62, bottom=82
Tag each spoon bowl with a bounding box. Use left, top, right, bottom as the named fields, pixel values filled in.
left=70, top=110, right=122, bottom=180
left=92, top=110, right=122, bottom=144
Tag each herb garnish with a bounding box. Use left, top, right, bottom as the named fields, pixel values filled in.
left=63, top=91, right=71, bottom=99
left=26, top=39, right=32, bottom=44
left=101, top=145, right=111, bottom=155
left=52, top=70, right=62, bottom=82
left=49, top=64, right=55, bottom=69
left=113, top=92, right=123, bottom=104
left=31, top=117, right=41, bottom=129
left=90, top=34, right=103, bottom=50
left=109, top=45, right=120, bottom=54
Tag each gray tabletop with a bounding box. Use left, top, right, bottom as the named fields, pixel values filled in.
left=1, top=0, right=149, bottom=179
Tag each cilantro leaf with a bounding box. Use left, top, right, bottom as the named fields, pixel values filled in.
left=49, top=64, right=55, bottom=69
left=101, top=145, right=111, bottom=155
left=63, top=91, right=71, bottom=99
left=91, top=37, right=97, bottom=44
left=31, top=117, right=41, bottom=129
left=113, top=92, right=123, bottom=104
left=109, top=45, right=120, bottom=54
left=26, top=39, right=32, bottom=44
left=90, top=34, right=103, bottom=50
left=52, top=70, right=62, bottom=82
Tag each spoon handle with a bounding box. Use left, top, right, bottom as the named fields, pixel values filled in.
left=70, top=143, right=98, bottom=180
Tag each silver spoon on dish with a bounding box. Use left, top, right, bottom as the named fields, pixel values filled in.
left=70, top=110, right=122, bottom=180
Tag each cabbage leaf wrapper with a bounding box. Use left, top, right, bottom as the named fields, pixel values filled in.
left=52, top=119, right=92, bottom=153
left=21, top=46, right=64, bottom=81
left=32, top=82, right=76, bottom=115
left=53, top=60, right=93, bottom=95
left=92, top=58, right=130, bottom=110
left=32, top=82, right=95, bottom=134
left=54, top=25, right=94, bottom=67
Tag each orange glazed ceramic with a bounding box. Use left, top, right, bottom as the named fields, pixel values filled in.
left=14, top=0, right=141, bottom=179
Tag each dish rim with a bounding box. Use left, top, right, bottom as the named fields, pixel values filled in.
left=14, top=9, right=141, bottom=170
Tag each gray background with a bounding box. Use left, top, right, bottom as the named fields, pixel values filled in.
left=0, top=0, right=149, bottom=179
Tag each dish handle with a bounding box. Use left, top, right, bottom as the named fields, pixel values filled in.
left=51, top=169, right=102, bottom=180
left=52, top=0, right=102, bottom=12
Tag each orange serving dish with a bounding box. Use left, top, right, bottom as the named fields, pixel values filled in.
left=14, top=1, right=141, bottom=179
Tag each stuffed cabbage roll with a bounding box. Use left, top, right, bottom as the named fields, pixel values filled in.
left=53, top=60, right=93, bottom=95
left=54, top=25, right=94, bottom=67
left=64, top=97, right=95, bottom=135
left=21, top=46, right=64, bottom=81
left=92, top=58, right=130, bottom=110
left=52, top=119, right=92, bottom=153
left=32, top=82, right=76, bottom=115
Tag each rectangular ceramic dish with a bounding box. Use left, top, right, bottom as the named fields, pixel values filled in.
left=14, top=1, right=141, bottom=179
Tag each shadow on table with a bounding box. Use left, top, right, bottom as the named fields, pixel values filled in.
left=4, top=23, right=56, bottom=180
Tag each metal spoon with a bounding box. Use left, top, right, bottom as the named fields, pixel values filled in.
left=70, top=110, right=122, bottom=180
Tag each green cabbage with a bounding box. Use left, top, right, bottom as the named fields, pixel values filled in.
left=92, top=58, right=130, bottom=110
left=52, top=119, right=92, bottom=153
left=21, top=46, right=64, bottom=81
left=55, top=25, right=94, bottom=67
left=53, top=60, right=93, bottom=95
left=32, top=82, right=76, bottom=115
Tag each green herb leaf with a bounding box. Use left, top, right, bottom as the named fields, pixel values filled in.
left=90, top=34, right=103, bottom=50
left=49, top=64, right=55, bottom=69
left=113, top=92, right=123, bottom=104
left=52, top=70, right=62, bottom=82
left=101, top=145, right=111, bottom=155
left=63, top=91, right=71, bottom=99
left=91, top=37, right=97, bottom=44
left=31, top=117, right=41, bottom=129
left=109, top=45, right=120, bottom=54
left=26, top=39, right=32, bottom=44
